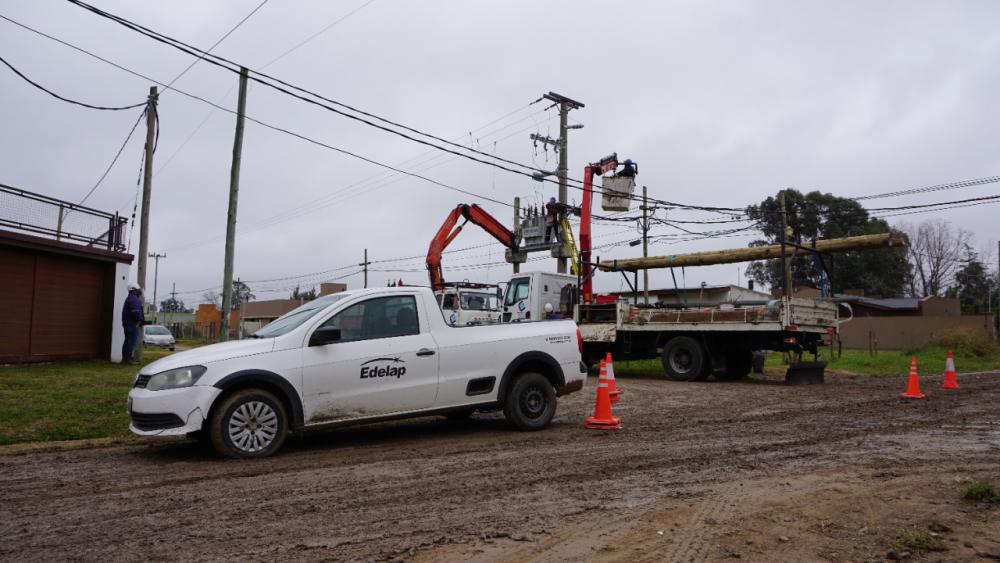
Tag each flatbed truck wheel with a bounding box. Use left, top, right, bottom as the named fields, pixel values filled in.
left=716, top=350, right=752, bottom=381
left=661, top=336, right=709, bottom=381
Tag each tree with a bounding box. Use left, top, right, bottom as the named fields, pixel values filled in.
left=231, top=280, right=255, bottom=310
left=202, top=290, right=221, bottom=308
left=159, top=297, right=191, bottom=313
left=900, top=219, right=972, bottom=297
left=290, top=285, right=317, bottom=301
left=744, top=189, right=910, bottom=296
left=949, top=246, right=997, bottom=314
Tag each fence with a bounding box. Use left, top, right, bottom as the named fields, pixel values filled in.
left=0, top=183, right=128, bottom=252
left=839, top=315, right=997, bottom=350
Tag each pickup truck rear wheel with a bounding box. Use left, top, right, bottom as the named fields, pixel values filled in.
left=661, top=336, right=709, bottom=381
left=209, top=389, right=288, bottom=459
left=503, top=372, right=556, bottom=431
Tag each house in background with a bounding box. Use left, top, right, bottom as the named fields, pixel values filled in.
left=240, top=282, right=347, bottom=335
left=0, top=186, right=132, bottom=363
left=784, top=287, right=991, bottom=349
left=194, top=305, right=239, bottom=340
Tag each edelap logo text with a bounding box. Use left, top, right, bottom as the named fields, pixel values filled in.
left=359, top=357, right=406, bottom=379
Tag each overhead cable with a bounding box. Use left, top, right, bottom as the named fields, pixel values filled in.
left=0, top=53, right=144, bottom=110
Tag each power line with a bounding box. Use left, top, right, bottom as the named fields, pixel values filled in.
left=0, top=13, right=512, bottom=208
left=66, top=0, right=549, bottom=174
left=79, top=107, right=147, bottom=205
left=259, top=0, right=378, bottom=67
left=866, top=194, right=1000, bottom=212
left=0, top=53, right=144, bottom=110
left=852, top=175, right=1000, bottom=201
left=873, top=198, right=1000, bottom=219
left=63, top=0, right=729, bottom=213
left=161, top=0, right=269, bottom=92
left=154, top=0, right=376, bottom=177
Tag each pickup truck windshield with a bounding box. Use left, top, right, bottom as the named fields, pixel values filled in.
left=253, top=294, right=347, bottom=338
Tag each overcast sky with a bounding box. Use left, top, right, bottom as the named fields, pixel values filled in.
left=2, top=0, right=998, bottom=304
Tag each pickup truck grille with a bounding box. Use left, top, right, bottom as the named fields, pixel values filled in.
left=133, top=374, right=151, bottom=388
left=130, top=412, right=184, bottom=431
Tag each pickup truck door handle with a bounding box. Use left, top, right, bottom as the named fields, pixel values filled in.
left=416, top=348, right=436, bottom=357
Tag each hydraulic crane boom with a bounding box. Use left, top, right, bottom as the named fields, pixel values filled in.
left=427, top=204, right=518, bottom=291
left=580, top=153, right=620, bottom=304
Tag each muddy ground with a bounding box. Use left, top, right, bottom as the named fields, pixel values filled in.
left=2, top=370, right=999, bottom=562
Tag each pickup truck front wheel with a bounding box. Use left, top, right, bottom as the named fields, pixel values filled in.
left=503, top=372, right=556, bottom=431
left=209, top=389, right=288, bottom=459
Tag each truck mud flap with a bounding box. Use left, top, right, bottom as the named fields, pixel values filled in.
left=785, top=361, right=826, bottom=385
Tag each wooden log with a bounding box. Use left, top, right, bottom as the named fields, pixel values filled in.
left=599, top=233, right=906, bottom=271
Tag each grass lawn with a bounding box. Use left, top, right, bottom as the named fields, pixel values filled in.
left=0, top=348, right=174, bottom=446
left=770, top=344, right=1000, bottom=376
left=612, top=344, right=1000, bottom=379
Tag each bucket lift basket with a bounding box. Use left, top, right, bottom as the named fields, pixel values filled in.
left=601, top=175, right=635, bottom=212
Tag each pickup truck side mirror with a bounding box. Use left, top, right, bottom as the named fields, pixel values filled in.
left=309, top=327, right=341, bottom=346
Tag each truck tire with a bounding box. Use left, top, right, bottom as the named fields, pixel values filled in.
left=503, top=372, right=556, bottom=431
left=661, top=336, right=709, bottom=381
left=717, top=350, right=752, bottom=381
left=209, top=389, right=288, bottom=459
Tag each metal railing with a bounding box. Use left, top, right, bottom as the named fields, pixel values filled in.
left=0, top=183, right=128, bottom=252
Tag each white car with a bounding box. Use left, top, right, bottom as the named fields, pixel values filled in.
left=128, top=286, right=585, bottom=458
left=142, top=324, right=176, bottom=351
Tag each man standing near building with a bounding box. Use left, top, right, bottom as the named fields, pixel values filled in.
left=121, top=284, right=144, bottom=365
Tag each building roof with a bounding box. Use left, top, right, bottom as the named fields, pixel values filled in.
left=241, top=299, right=302, bottom=320
left=840, top=296, right=919, bottom=311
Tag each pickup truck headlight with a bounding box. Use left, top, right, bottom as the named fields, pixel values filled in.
left=146, top=365, right=207, bottom=391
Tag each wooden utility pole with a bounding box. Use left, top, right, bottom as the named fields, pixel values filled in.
left=360, top=248, right=371, bottom=288
left=779, top=191, right=791, bottom=298
left=148, top=252, right=166, bottom=321
left=642, top=185, right=649, bottom=305
left=598, top=233, right=906, bottom=271
left=542, top=92, right=583, bottom=274
left=137, top=86, right=158, bottom=293
left=220, top=67, right=248, bottom=342
left=132, top=86, right=158, bottom=363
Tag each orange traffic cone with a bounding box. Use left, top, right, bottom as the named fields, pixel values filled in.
left=900, top=356, right=926, bottom=399
left=605, top=352, right=621, bottom=404
left=942, top=350, right=959, bottom=390
left=585, top=360, right=622, bottom=430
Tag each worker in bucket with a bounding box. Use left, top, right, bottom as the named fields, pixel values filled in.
left=618, top=159, right=637, bottom=177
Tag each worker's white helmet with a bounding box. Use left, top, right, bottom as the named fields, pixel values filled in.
left=128, top=283, right=141, bottom=292
left=544, top=303, right=554, bottom=313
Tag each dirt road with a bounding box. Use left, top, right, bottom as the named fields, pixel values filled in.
left=2, top=371, right=999, bottom=562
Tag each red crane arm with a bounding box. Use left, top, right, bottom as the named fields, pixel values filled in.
left=427, top=204, right=517, bottom=291
left=580, top=154, right=619, bottom=304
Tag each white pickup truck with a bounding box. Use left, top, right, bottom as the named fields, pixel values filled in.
left=127, top=286, right=585, bottom=458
